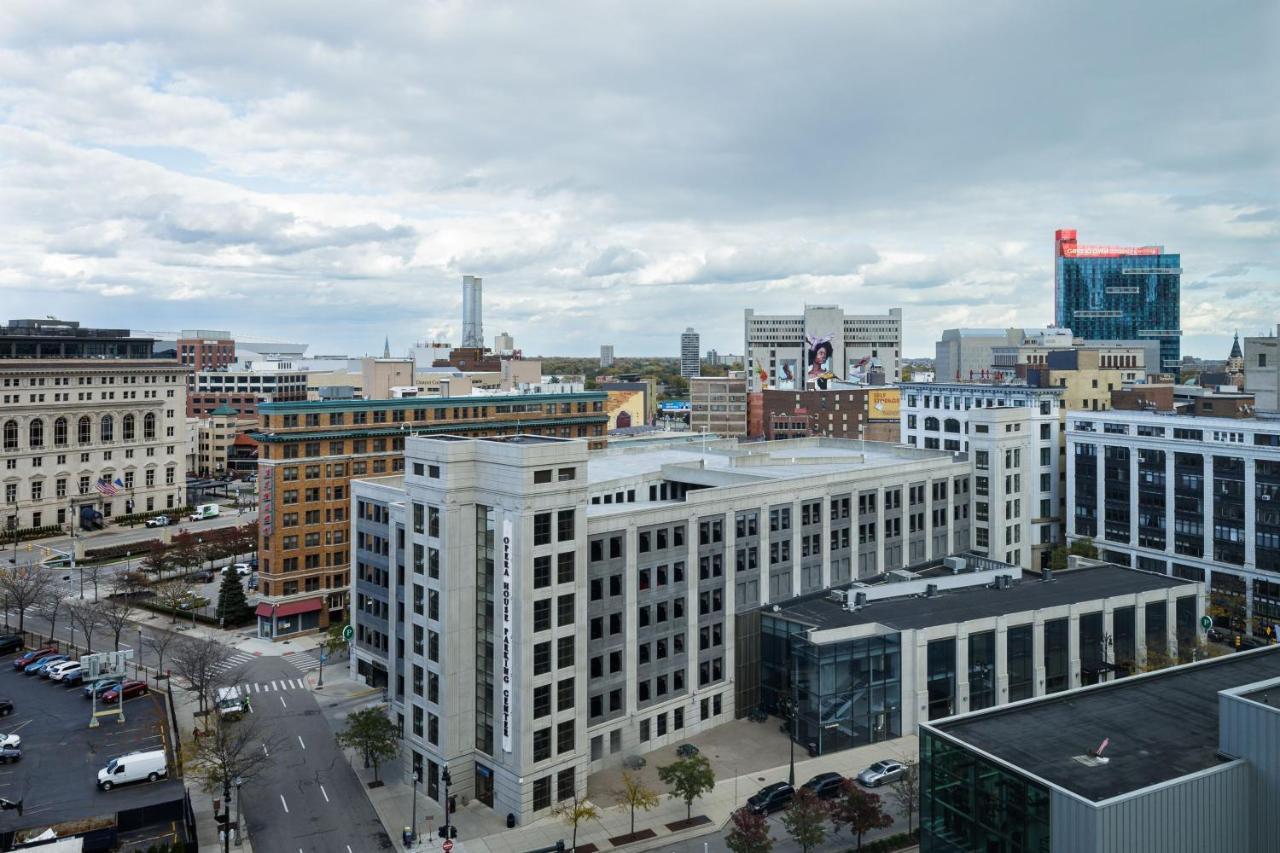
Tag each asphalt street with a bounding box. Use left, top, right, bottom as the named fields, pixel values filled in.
left=239, top=654, right=391, bottom=853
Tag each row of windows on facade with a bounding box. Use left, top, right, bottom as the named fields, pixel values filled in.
left=266, top=399, right=605, bottom=430
left=1, top=374, right=179, bottom=388
left=1074, top=421, right=1280, bottom=448
left=3, top=467, right=176, bottom=505
left=277, top=436, right=405, bottom=460
left=908, top=393, right=1055, bottom=412
left=2, top=413, right=167, bottom=450
left=2, top=387, right=174, bottom=405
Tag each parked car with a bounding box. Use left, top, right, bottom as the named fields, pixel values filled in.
left=25, top=654, right=68, bottom=676
left=0, top=746, right=20, bottom=764
left=61, top=667, right=85, bottom=687
left=0, top=733, right=20, bottom=750
left=746, top=782, right=795, bottom=815
left=675, top=743, right=700, bottom=758
left=43, top=660, right=79, bottom=681
left=222, top=563, right=252, bottom=577
left=50, top=662, right=82, bottom=683
left=0, top=699, right=13, bottom=717
left=12, top=648, right=56, bottom=670
left=191, top=569, right=215, bottom=583
left=144, top=515, right=170, bottom=528
left=857, top=760, right=907, bottom=788
left=98, top=750, right=168, bottom=790
left=84, top=681, right=121, bottom=700
left=1207, top=627, right=1227, bottom=643
left=0, top=636, right=23, bottom=655
left=801, top=772, right=846, bottom=800
left=101, top=681, right=147, bottom=704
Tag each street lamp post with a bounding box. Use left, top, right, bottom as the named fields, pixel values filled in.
left=411, top=769, right=421, bottom=848
left=442, top=763, right=452, bottom=841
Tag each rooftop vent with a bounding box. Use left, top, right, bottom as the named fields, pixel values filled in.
left=1041, top=567, right=1053, bottom=582
left=925, top=583, right=939, bottom=598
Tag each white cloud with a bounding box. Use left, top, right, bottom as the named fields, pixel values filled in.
left=0, top=0, right=1274, bottom=356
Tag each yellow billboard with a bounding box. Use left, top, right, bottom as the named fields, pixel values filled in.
left=867, top=388, right=900, bottom=421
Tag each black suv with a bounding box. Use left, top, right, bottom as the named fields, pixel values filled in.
left=0, top=636, right=22, bottom=656
left=0, top=699, right=12, bottom=717
left=747, top=782, right=795, bottom=815
left=801, top=772, right=845, bottom=800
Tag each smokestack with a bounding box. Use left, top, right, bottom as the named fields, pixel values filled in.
left=462, top=275, right=484, bottom=348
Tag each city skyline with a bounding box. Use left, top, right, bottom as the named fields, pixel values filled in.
left=1, top=2, right=1274, bottom=358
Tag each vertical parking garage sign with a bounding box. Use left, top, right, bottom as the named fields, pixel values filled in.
left=500, top=518, right=514, bottom=754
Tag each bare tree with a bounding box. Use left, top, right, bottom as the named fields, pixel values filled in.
left=0, top=566, right=51, bottom=634
left=81, top=561, right=105, bottom=601
left=154, top=578, right=195, bottom=624
left=188, top=713, right=286, bottom=853
left=172, top=636, right=234, bottom=715
left=68, top=599, right=105, bottom=655
left=36, top=586, right=66, bottom=647
left=886, top=759, right=920, bottom=834
left=143, top=628, right=180, bottom=683
left=113, top=569, right=151, bottom=600
left=100, top=594, right=136, bottom=652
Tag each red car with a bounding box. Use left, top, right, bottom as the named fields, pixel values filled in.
left=101, top=680, right=147, bottom=704
left=11, top=648, right=55, bottom=671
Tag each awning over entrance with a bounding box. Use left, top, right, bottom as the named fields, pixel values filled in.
left=255, top=599, right=323, bottom=618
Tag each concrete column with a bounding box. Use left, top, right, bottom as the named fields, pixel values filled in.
left=1165, top=592, right=1178, bottom=659
left=1102, top=605, right=1115, bottom=682
left=1032, top=612, right=1046, bottom=697
left=1246, top=457, right=1257, bottom=570
left=1134, top=598, right=1148, bottom=668
left=1129, top=449, right=1140, bottom=549
left=1067, top=609, right=1082, bottom=689
left=820, top=496, right=832, bottom=589
left=790, top=499, right=802, bottom=597
left=994, top=618, right=1009, bottom=705
left=759, top=501, right=772, bottom=606
left=1204, top=454, right=1215, bottom=560
left=954, top=625, right=969, bottom=716
left=914, top=635, right=930, bottom=727
left=876, top=486, right=886, bottom=575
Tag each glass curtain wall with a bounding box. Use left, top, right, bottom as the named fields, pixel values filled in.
left=927, top=639, right=957, bottom=721
left=1043, top=618, right=1069, bottom=694
left=967, top=632, right=996, bottom=712
left=1113, top=605, right=1136, bottom=676
left=1145, top=600, right=1169, bottom=666
left=1079, top=611, right=1104, bottom=686
left=1006, top=624, right=1034, bottom=702
left=921, top=730, right=1051, bottom=853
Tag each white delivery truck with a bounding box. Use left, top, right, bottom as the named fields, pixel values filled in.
left=97, top=750, right=168, bottom=790
left=189, top=503, right=220, bottom=521
left=215, top=686, right=247, bottom=720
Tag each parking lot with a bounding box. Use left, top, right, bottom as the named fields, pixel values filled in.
left=0, top=656, right=184, bottom=837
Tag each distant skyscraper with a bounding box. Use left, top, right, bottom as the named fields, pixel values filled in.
left=1054, top=229, right=1181, bottom=371
left=680, top=328, right=700, bottom=379
left=600, top=344, right=614, bottom=368
left=461, top=275, right=484, bottom=348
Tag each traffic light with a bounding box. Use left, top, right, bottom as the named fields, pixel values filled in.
left=437, top=825, right=457, bottom=839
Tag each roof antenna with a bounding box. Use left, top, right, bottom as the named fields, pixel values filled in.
left=1091, top=737, right=1110, bottom=763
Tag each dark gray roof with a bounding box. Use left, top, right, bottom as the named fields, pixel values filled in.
left=772, top=565, right=1190, bottom=632
left=935, top=647, right=1280, bottom=802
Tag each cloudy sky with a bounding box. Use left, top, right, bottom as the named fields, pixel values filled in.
left=2, top=1, right=1276, bottom=358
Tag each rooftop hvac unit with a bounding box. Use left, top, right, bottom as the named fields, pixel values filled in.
left=887, top=569, right=917, bottom=583
left=943, top=556, right=967, bottom=574
left=925, top=583, right=939, bottom=597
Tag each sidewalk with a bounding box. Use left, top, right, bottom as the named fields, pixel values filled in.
left=347, top=715, right=918, bottom=853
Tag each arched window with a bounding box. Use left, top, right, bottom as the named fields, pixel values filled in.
left=122, top=414, right=135, bottom=441
left=143, top=413, right=156, bottom=440
left=78, top=416, right=92, bottom=445
left=100, top=415, right=114, bottom=443
left=944, top=418, right=961, bottom=434
left=924, top=416, right=940, bottom=431
left=54, top=417, right=67, bottom=447
left=28, top=419, right=43, bottom=448
left=2, top=420, right=16, bottom=451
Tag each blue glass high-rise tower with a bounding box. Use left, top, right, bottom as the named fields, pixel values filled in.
left=1054, top=228, right=1182, bottom=371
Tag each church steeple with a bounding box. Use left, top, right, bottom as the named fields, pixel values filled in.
left=383, top=336, right=391, bottom=359
left=1229, top=331, right=1243, bottom=360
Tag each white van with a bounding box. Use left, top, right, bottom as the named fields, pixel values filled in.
left=215, top=686, right=246, bottom=720
left=189, top=504, right=220, bottom=521
left=97, top=750, right=168, bottom=790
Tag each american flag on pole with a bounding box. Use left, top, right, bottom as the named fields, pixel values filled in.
left=95, top=478, right=119, bottom=497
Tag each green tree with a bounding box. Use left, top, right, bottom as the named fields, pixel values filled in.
left=553, top=793, right=599, bottom=852
left=323, top=620, right=351, bottom=658
left=215, top=571, right=254, bottom=627
left=781, top=788, right=828, bottom=853
left=829, top=780, right=893, bottom=851
left=725, top=806, right=773, bottom=853
left=614, top=770, right=660, bottom=836
left=1068, top=537, right=1099, bottom=558
left=336, top=707, right=399, bottom=783
left=656, top=754, right=715, bottom=821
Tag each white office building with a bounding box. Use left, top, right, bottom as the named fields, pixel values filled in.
left=744, top=305, right=903, bottom=391
left=680, top=328, right=700, bottom=380
left=349, top=433, right=971, bottom=822
left=901, top=383, right=1065, bottom=569
left=1066, top=409, right=1280, bottom=638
